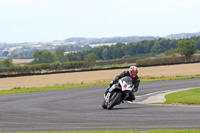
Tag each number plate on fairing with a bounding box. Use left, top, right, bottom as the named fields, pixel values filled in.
left=109, top=84, right=115, bottom=92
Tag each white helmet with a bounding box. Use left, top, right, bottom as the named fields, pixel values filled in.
left=129, top=66, right=138, bottom=77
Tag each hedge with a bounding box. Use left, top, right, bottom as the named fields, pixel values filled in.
left=136, top=55, right=200, bottom=66
left=0, top=61, right=86, bottom=75
left=96, top=58, right=137, bottom=66
left=1, top=55, right=200, bottom=77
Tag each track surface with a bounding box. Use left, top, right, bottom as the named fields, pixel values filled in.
left=0, top=78, right=200, bottom=132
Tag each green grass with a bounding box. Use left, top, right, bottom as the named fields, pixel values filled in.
left=0, top=82, right=108, bottom=95
left=163, top=88, right=200, bottom=105
left=0, top=75, right=200, bottom=95
left=147, top=130, right=200, bottom=133
left=2, top=130, right=200, bottom=133
left=141, top=75, right=200, bottom=82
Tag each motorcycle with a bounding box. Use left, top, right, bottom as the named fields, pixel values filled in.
left=102, top=76, right=134, bottom=110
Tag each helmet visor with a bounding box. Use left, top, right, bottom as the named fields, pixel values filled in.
left=131, top=71, right=137, bottom=75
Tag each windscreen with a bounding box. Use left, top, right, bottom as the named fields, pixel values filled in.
left=122, top=76, right=132, bottom=85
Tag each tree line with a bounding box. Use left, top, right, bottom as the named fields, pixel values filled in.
left=0, top=36, right=198, bottom=75
left=64, top=37, right=200, bottom=62
left=19, top=37, right=197, bottom=67
left=4, top=36, right=200, bottom=66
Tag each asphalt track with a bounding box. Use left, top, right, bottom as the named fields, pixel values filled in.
left=0, top=78, right=200, bottom=132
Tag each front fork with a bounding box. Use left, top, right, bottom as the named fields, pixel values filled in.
left=104, top=85, right=115, bottom=106
left=124, top=91, right=130, bottom=99
left=105, top=92, right=111, bottom=106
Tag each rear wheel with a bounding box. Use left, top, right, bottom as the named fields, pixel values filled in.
left=107, top=92, right=122, bottom=110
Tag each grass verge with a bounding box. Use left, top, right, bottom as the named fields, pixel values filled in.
left=141, top=75, right=200, bottom=82
left=0, top=82, right=108, bottom=95
left=163, top=88, right=200, bottom=105
left=2, top=130, right=200, bottom=133
left=0, top=75, right=200, bottom=95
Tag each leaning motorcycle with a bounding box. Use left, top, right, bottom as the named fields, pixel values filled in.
left=102, top=76, right=134, bottom=110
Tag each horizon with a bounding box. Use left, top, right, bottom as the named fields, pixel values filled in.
left=0, top=31, right=200, bottom=44
left=0, top=32, right=200, bottom=44
left=1, top=0, right=200, bottom=43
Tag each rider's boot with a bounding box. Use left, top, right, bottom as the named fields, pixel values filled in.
left=125, top=92, right=135, bottom=102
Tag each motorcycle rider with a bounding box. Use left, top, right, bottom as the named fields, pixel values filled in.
left=104, top=66, right=140, bottom=101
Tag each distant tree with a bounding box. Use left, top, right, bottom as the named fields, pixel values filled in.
left=11, top=53, right=20, bottom=59
left=85, top=53, right=98, bottom=67
left=110, top=43, right=124, bottom=59
left=102, top=47, right=111, bottom=60
left=163, top=49, right=177, bottom=56
left=2, top=51, right=9, bottom=56
left=122, top=43, right=136, bottom=57
left=177, top=40, right=196, bottom=60
left=2, top=58, right=13, bottom=67
left=151, top=42, right=162, bottom=54
left=190, top=36, right=200, bottom=50
left=31, top=50, right=55, bottom=64
left=90, top=47, right=104, bottom=60
left=65, top=52, right=82, bottom=61
left=142, top=40, right=155, bottom=54
left=54, top=49, right=66, bottom=63
left=10, top=50, right=36, bottom=59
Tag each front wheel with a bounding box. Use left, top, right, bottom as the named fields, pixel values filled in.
left=107, top=92, right=122, bottom=110
left=102, top=99, right=107, bottom=109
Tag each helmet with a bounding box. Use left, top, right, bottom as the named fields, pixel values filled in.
left=129, top=66, right=138, bottom=77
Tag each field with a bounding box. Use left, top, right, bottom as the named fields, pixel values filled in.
left=0, top=63, right=200, bottom=90
left=12, top=59, right=33, bottom=65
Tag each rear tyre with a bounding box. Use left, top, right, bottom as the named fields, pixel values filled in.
left=107, top=92, right=122, bottom=110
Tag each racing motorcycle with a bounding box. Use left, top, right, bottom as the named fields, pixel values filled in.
left=102, top=76, right=134, bottom=110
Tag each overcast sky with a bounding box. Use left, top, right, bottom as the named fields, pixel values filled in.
left=0, top=0, right=200, bottom=43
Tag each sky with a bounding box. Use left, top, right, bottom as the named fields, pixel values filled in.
left=0, top=0, right=200, bottom=43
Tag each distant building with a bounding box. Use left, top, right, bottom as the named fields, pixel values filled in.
left=64, top=51, right=77, bottom=55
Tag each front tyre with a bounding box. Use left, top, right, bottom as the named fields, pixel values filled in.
left=107, top=92, right=122, bottom=110
left=102, top=99, right=107, bottom=109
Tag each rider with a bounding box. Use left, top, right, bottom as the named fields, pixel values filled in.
left=104, top=66, right=140, bottom=101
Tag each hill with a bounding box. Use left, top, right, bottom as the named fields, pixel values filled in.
left=63, top=36, right=158, bottom=45
left=60, top=32, right=200, bottom=45
left=1, top=32, right=200, bottom=58
left=165, top=32, right=200, bottom=39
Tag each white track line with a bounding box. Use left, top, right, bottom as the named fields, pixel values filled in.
left=133, top=87, right=200, bottom=104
